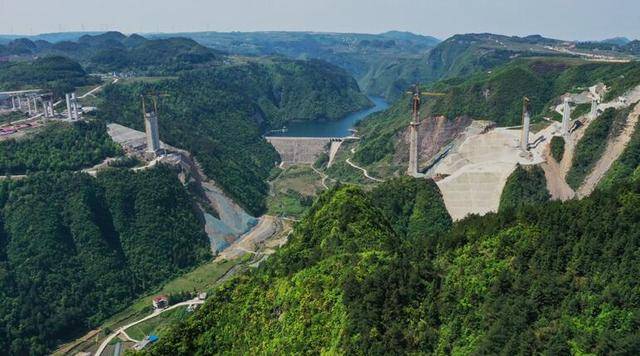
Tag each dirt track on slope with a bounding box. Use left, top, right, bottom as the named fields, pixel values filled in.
left=577, top=103, right=640, bottom=197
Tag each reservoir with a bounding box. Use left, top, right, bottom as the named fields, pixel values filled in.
left=267, top=96, right=389, bottom=138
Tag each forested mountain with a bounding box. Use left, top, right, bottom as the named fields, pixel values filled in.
left=147, top=159, right=640, bottom=354
left=0, top=32, right=223, bottom=75
left=161, top=32, right=637, bottom=101
left=576, top=39, right=640, bottom=55
left=98, top=57, right=370, bottom=215
left=0, top=121, right=121, bottom=175
left=150, top=31, right=440, bottom=100
left=566, top=107, right=632, bottom=189
left=0, top=55, right=99, bottom=96
left=0, top=166, right=211, bottom=354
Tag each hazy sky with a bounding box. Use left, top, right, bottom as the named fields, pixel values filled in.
left=1, top=0, right=639, bottom=41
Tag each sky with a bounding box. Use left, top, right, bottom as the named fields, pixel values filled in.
left=0, top=0, right=639, bottom=41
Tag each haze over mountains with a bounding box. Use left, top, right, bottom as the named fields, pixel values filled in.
left=3, top=30, right=639, bottom=101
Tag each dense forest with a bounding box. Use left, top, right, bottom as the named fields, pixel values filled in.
left=0, top=32, right=223, bottom=75
left=499, top=164, right=550, bottom=212
left=550, top=136, right=565, bottom=162
left=0, top=166, right=210, bottom=354
left=159, top=32, right=615, bottom=101
left=98, top=58, right=370, bottom=215
left=152, top=31, right=440, bottom=100
left=0, top=121, right=121, bottom=175
left=0, top=55, right=99, bottom=96
left=147, top=161, right=640, bottom=354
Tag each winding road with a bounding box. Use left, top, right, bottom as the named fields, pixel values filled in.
left=345, top=148, right=385, bottom=182
left=95, top=298, right=204, bottom=356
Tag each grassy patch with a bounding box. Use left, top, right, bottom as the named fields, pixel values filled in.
left=267, top=165, right=323, bottom=217
left=572, top=103, right=591, bottom=119
left=124, top=307, right=190, bottom=341
left=99, top=259, right=238, bottom=331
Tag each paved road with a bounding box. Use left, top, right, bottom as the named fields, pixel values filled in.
left=345, top=158, right=385, bottom=182
left=95, top=298, right=204, bottom=356
left=345, top=148, right=385, bottom=182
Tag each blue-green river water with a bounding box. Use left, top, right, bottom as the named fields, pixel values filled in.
left=266, top=96, right=389, bottom=137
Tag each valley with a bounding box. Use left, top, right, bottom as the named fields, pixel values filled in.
left=1, top=22, right=640, bottom=355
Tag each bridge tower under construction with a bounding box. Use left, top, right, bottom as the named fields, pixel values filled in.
left=520, top=97, right=531, bottom=151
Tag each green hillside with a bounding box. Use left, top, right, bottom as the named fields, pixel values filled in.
left=567, top=107, right=631, bottom=189
left=0, top=121, right=121, bottom=175
left=157, top=31, right=439, bottom=100
left=499, top=164, right=550, bottom=213
left=0, top=166, right=210, bottom=354
left=0, top=55, right=99, bottom=96
left=168, top=32, right=617, bottom=101
left=145, top=167, right=640, bottom=354
left=0, top=32, right=223, bottom=75
left=600, top=117, right=640, bottom=189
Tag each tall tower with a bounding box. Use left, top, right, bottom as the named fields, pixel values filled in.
left=562, top=97, right=571, bottom=137
left=66, top=93, right=73, bottom=120
left=521, top=97, right=531, bottom=151
left=407, top=88, right=421, bottom=177
left=71, top=93, right=79, bottom=120
left=590, top=97, right=598, bottom=119
left=27, top=96, right=33, bottom=115
left=144, top=111, right=161, bottom=154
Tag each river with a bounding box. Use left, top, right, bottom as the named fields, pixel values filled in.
left=266, top=96, right=389, bottom=138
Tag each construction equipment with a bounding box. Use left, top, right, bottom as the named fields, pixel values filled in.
left=406, top=84, right=446, bottom=177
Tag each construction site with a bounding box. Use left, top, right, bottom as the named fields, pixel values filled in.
left=0, top=86, right=96, bottom=141
left=318, top=81, right=640, bottom=221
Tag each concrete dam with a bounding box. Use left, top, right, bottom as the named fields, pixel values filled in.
left=266, top=136, right=345, bottom=164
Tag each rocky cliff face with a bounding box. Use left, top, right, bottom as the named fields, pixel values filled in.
left=393, top=115, right=472, bottom=172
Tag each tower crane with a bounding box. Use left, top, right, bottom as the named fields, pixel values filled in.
left=406, top=84, right=446, bottom=177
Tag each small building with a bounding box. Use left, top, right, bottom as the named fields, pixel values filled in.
left=132, top=335, right=159, bottom=351
left=152, top=295, right=168, bottom=309
left=198, top=292, right=207, bottom=301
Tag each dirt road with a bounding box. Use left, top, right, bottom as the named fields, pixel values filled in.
left=215, top=215, right=280, bottom=262
left=541, top=157, right=575, bottom=201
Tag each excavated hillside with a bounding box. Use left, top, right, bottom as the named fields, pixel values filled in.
left=394, top=115, right=473, bottom=172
